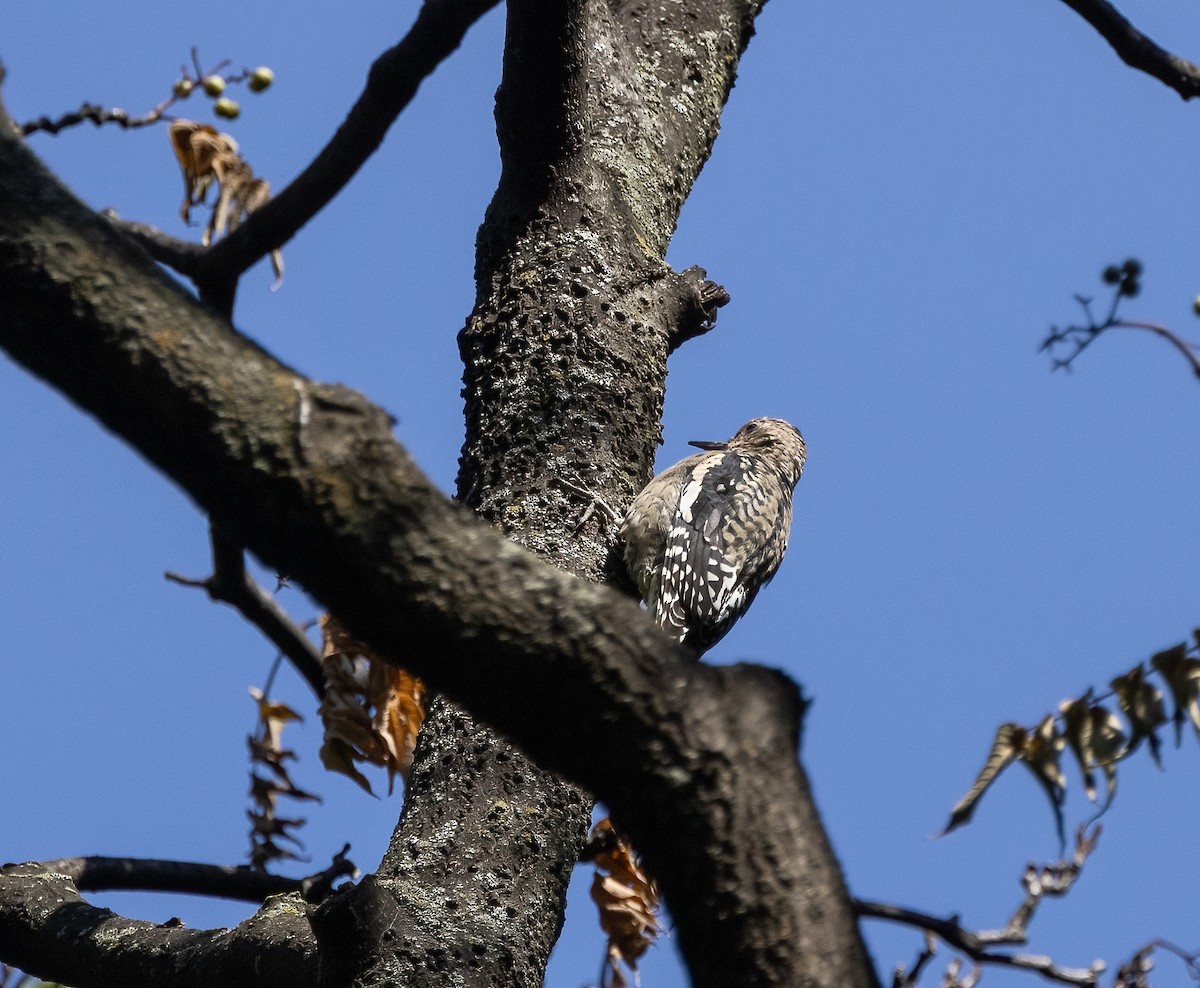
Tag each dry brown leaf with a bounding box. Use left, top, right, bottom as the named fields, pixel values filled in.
left=250, top=685, right=302, bottom=749
left=247, top=686, right=317, bottom=871
left=167, top=119, right=283, bottom=284
left=1110, top=664, right=1167, bottom=766
left=317, top=613, right=425, bottom=795
left=587, top=818, right=661, bottom=988
left=1149, top=642, right=1200, bottom=746
left=941, top=722, right=1024, bottom=836
left=1017, top=714, right=1067, bottom=848
left=1059, top=693, right=1125, bottom=807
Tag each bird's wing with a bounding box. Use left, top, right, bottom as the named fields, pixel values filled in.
left=656, top=451, right=781, bottom=650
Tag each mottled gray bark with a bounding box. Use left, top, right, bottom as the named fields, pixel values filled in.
left=0, top=1, right=881, bottom=985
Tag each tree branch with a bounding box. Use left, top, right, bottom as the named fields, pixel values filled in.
left=196, top=0, right=499, bottom=294
left=0, top=863, right=318, bottom=987
left=29, top=847, right=357, bottom=904
left=1057, top=0, right=1200, bottom=99
left=857, top=899, right=1102, bottom=986
left=19, top=95, right=178, bottom=136
left=664, top=265, right=730, bottom=353
left=165, top=525, right=325, bottom=697
left=33, top=857, right=301, bottom=903
left=100, top=212, right=210, bottom=280
left=858, top=825, right=1105, bottom=987
left=0, top=87, right=876, bottom=987
left=1042, top=262, right=1200, bottom=379
left=490, top=0, right=588, bottom=210
left=1113, top=320, right=1200, bottom=378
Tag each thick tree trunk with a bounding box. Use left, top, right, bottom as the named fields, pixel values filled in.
left=0, top=1, right=881, bottom=985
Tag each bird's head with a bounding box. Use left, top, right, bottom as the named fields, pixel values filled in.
left=690, top=417, right=807, bottom=486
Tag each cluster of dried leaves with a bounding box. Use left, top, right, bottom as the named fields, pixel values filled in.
left=583, top=818, right=662, bottom=988
left=246, top=611, right=424, bottom=869
left=317, top=614, right=425, bottom=796
left=247, top=685, right=319, bottom=871
left=168, top=119, right=282, bottom=284
left=945, top=635, right=1200, bottom=845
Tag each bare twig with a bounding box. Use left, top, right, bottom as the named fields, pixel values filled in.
left=1057, top=0, right=1200, bottom=100
left=1042, top=259, right=1200, bottom=378
left=18, top=50, right=263, bottom=137
left=20, top=93, right=181, bottom=136
left=859, top=898, right=1102, bottom=986
left=1111, top=320, right=1200, bottom=379
left=892, top=931, right=939, bottom=987
left=1149, top=939, right=1200, bottom=980
left=861, top=825, right=1105, bottom=987
left=1110, top=939, right=1200, bottom=987
left=166, top=526, right=325, bottom=697
left=988, top=824, right=1100, bottom=941
left=941, top=958, right=981, bottom=988
left=198, top=0, right=499, bottom=290
left=298, top=843, right=358, bottom=902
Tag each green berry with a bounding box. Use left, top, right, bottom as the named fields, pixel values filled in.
left=248, top=67, right=274, bottom=93
left=214, top=97, right=240, bottom=119
left=1192, top=295, right=1200, bottom=316
left=173, top=78, right=194, bottom=98
left=1122, top=258, right=1143, bottom=277
left=1119, top=279, right=1141, bottom=298
left=203, top=75, right=226, bottom=97
left=1101, top=265, right=1122, bottom=285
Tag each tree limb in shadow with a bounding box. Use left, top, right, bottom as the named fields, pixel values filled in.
left=31, top=847, right=356, bottom=904
left=0, top=862, right=318, bottom=987
left=1057, top=0, right=1200, bottom=99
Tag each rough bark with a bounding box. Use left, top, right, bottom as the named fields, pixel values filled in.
left=0, top=863, right=318, bottom=987
left=0, top=1, right=881, bottom=985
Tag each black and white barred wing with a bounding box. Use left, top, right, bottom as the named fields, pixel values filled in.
left=654, top=452, right=786, bottom=651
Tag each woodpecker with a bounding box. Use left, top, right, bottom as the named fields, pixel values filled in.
left=619, top=417, right=807, bottom=654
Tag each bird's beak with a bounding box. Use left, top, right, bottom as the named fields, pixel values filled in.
left=688, top=440, right=726, bottom=451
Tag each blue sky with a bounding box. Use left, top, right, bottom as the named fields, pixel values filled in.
left=4, top=3, right=1200, bottom=986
